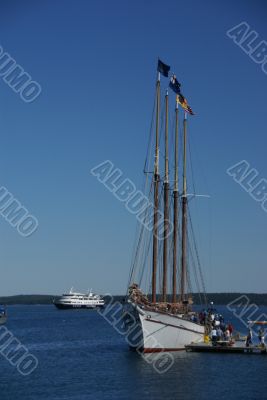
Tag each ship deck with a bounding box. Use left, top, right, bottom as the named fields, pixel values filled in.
left=185, top=342, right=267, bottom=355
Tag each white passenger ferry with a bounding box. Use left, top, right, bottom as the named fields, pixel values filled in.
left=54, top=288, right=105, bottom=309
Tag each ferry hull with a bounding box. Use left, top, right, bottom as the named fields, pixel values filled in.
left=54, top=303, right=104, bottom=310
left=125, top=303, right=204, bottom=352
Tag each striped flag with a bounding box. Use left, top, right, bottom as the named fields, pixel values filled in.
left=177, top=94, right=194, bottom=115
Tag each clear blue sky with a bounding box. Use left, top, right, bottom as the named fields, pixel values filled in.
left=0, top=0, right=266, bottom=295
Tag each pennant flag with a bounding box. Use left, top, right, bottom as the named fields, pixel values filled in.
left=176, top=94, right=194, bottom=115
left=157, top=59, right=170, bottom=77
left=169, top=74, right=181, bottom=94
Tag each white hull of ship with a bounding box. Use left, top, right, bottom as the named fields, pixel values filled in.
left=126, top=302, right=204, bottom=352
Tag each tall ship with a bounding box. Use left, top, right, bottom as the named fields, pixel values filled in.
left=124, top=59, right=207, bottom=352
left=54, top=288, right=105, bottom=309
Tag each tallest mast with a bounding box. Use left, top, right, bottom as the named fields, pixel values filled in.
left=162, top=90, right=169, bottom=302
left=152, top=72, right=160, bottom=304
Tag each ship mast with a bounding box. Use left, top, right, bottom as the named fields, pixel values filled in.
left=152, top=72, right=160, bottom=304
left=162, top=90, right=169, bottom=302
left=181, top=112, right=188, bottom=303
left=172, top=98, right=179, bottom=304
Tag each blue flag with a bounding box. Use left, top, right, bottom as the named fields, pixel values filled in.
left=157, top=59, right=170, bottom=77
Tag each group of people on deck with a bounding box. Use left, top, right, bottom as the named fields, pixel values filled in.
left=198, top=304, right=234, bottom=344
left=246, top=327, right=265, bottom=347
left=210, top=321, right=234, bottom=344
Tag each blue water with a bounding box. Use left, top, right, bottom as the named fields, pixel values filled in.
left=0, top=305, right=267, bottom=400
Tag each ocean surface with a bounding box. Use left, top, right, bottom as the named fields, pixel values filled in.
left=0, top=304, right=267, bottom=400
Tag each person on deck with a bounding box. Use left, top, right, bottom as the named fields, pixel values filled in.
left=215, top=319, right=220, bottom=327
left=220, top=321, right=226, bottom=332
left=224, top=328, right=230, bottom=341
left=228, top=323, right=233, bottom=337
left=216, top=327, right=223, bottom=341
left=245, top=330, right=253, bottom=347
left=258, top=328, right=265, bottom=345
left=211, top=327, right=217, bottom=345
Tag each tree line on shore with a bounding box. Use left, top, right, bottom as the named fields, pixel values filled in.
left=0, top=293, right=267, bottom=306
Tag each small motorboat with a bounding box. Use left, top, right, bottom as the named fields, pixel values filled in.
left=0, top=307, right=7, bottom=325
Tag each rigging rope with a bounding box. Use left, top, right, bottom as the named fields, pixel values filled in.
left=188, top=207, right=208, bottom=306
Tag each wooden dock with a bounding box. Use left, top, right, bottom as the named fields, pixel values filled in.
left=185, top=343, right=267, bottom=355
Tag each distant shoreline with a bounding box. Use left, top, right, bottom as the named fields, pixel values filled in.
left=0, top=293, right=267, bottom=306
